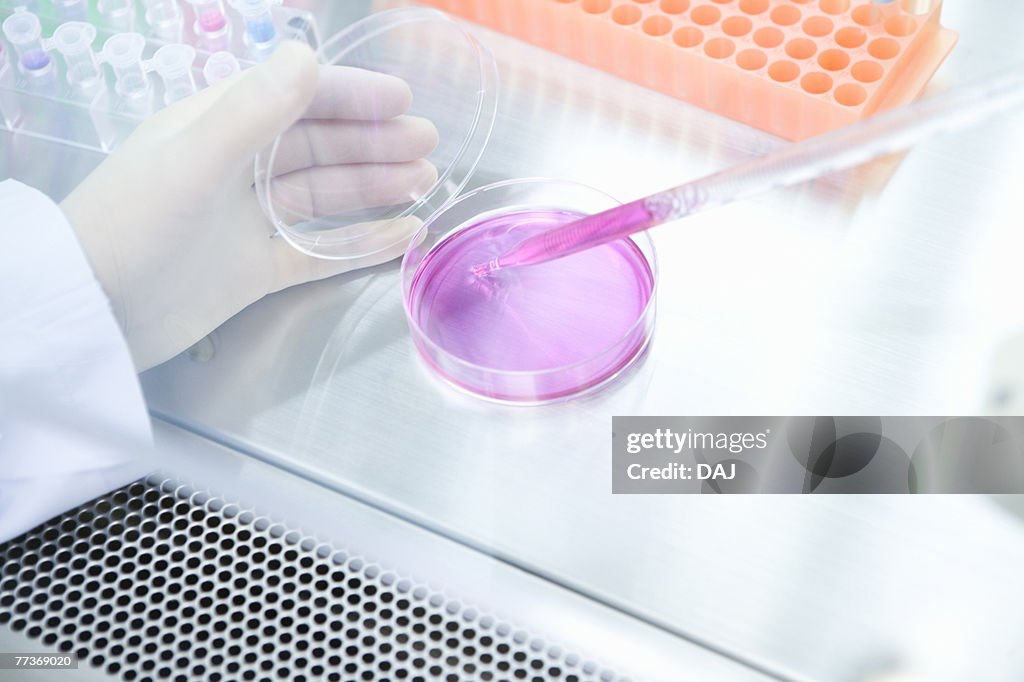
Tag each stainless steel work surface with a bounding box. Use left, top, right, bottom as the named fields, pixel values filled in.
left=6, top=1, right=1024, bottom=681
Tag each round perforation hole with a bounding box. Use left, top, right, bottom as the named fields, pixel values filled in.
left=851, top=59, right=883, bottom=82
left=612, top=4, right=641, bottom=24
left=819, top=0, right=850, bottom=14
left=768, top=60, right=800, bottom=82
left=736, top=48, right=767, bottom=70
left=803, top=15, right=833, bottom=36
left=739, top=0, right=768, bottom=14
left=801, top=71, right=833, bottom=94
left=818, top=48, right=849, bottom=71
left=642, top=15, right=672, bottom=36
left=660, top=0, right=690, bottom=13
left=852, top=4, right=880, bottom=25
left=690, top=5, right=721, bottom=25
left=835, top=26, right=866, bottom=47
left=581, top=0, right=611, bottom=13
left=754, top=26, right=784, bottom=47
left=770, top=5, right=801, bottom=25
left=868, top=37, right=900, bottom=59
left=835, top=83, right=867, bottom=106
left=673, top=26, right=704, bottom=47
left=704, top=37, right=735, bottom=58
left=722, top=15, right=752, bottom=36
left=785, top=38, right=817, bottom=59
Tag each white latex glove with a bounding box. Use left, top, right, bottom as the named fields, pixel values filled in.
left=62, top=41, right=438, bottom=371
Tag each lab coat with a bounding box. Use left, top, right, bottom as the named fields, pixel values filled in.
left=0, top=180, right=152, bottom=543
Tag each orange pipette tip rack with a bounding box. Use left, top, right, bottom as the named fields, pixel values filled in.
left=416, top=0, right=958, bottom=140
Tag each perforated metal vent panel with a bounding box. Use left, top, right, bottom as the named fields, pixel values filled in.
left=0, top=477, right=627, bottom=682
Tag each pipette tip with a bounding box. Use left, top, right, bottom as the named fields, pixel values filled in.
left=469, top=258, right=501, bottom=279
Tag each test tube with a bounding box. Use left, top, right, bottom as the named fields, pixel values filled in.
left=230, top=0, right=277, bottom=54
left=185, top=0, right=230, bottom=41
left=97, top=0, right=137, bottom=33
left=51, top=22, right=102, bottom=91
left=54, top=0, right=88, bottom=23
left=202, top=51, right=240, bottom=86
left=101, top=32, right=150, bottom=101
left=142, top=0, right=184, bottom=42
left=2, top=10, right=55, bottom=83
left=152, top=43, right=197, bottom=105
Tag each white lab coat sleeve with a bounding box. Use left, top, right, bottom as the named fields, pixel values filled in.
left=0, top=179, right=153, bottom=543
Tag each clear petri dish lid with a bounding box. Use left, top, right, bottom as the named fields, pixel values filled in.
left=255, top=7, right=498, bottom=260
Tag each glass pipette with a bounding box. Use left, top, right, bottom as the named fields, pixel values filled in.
left=477, top=66, right=1024, bottom=275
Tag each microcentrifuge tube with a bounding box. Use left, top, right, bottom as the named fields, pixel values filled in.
left=152, top=43, right=197, bottom=105
left=202, top=51, right=240, bottom=86
left=2, top=10, right=55, bottom=82
left=54, top=0, right=88, bottom=23
left=185, top=0, right=230, bottom=40
left=101, top=32, right=150, bottom=102
left=51, top=22, right=103, bottom=91
left=142, top=0, right=184, bottom=42
left=230, top=0, right=277, bottom=54
left=97, top=0, right=137, bottom=33
left=284, top=15, right=318, bottom=49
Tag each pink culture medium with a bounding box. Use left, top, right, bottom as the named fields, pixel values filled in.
left=407, top=208, right=655, bottom=403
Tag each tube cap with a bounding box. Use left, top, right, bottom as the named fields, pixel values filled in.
left=202, top=50, right=240, bottom=85
left=101, top=32, right=146, bottom=69
left=254, top=8, right=498, bottom=260
left=152, top=43, right=196, bottom=79
left=51, top=21, right=97, bottom=57
left=2, top=10, right=42, bottom=47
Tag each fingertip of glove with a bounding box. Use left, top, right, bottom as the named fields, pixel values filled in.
left=263, top=41, right=319, bottom=108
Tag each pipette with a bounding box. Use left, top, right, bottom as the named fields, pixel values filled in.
left=477, top=66, right=1024, bottom=275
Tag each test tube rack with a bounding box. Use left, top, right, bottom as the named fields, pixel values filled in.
left=0, top=0, right=319, bottom=153
left=416, top=0, right=958, bottom=140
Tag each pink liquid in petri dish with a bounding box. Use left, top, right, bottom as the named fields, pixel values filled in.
left=198, top=10, right=226, bottom=32
left=408, top=209, right=654, bottom=402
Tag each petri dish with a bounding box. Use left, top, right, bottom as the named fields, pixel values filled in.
left=255, top=8, right=498, bottom=260
left=402, top=179, right=658, bottom=404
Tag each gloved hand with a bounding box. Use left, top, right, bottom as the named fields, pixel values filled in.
left=61, top=41, right=438, bottom=371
